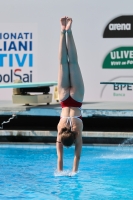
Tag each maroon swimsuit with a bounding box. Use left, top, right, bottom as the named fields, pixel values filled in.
left=60, top=96, right=82, bottom=120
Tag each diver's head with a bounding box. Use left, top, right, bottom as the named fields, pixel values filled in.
left=59, top=127, right=77, bottom=147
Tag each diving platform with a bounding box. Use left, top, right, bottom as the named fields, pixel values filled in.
left=0, top=81, right=57, bottom=105
left=0, top=100, right=133, bottom=117
left=0, top=100, right=133, bottom=144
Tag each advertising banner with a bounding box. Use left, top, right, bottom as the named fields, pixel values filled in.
left=0, top=23, right=38, bottom=100
left=101, top=15, right=133, bottom=101
left=0, top=0, right=132, bottom=102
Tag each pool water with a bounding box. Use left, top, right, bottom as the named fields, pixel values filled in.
left=0, top=144, right=133, bottom=200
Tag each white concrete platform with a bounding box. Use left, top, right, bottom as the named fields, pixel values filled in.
left=0, top=100, right=133, bottom=117
left=0, top=130, right=133, bottom=138
left=0, top=130, right=132, bottom=145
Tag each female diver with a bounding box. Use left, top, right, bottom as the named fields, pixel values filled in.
left=56, top=17, right=84, bottom=172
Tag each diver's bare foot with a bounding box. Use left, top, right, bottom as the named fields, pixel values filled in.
left=66, top=17, right=72, bottom=32
left=60, top=17, right=66, bottom=33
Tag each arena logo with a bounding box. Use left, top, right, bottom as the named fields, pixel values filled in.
left=0, top=69, right=32, bottom=83
left=103, top=16, right=133, bottom=38
left=109, top=23, right=131, bottom=31
left=102, top=47, right=133, bottom=69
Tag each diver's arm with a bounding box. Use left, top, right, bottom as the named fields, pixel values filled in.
left=72, top=132, right=82, bottom=172
left=56, top=133, right=63, bottom=171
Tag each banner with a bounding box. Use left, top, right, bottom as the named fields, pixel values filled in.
left=0, top=0, right=133, bottom=102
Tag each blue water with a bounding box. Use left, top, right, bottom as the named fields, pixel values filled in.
left=0, top=145, right=133, bottom=200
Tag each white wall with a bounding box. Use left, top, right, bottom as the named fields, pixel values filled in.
left=0, top=0, right=133, bottom=101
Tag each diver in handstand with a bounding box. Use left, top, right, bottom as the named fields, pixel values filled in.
left=56, top=17, right=84, bottom=172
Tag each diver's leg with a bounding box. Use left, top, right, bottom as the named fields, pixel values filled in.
left=66, top=17, right=84, bottom=101
left=58, top=17, right=70, bottom=101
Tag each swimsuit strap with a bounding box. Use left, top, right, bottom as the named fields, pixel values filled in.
left=61, top=115, right=82, bottom=127
left=61, top=116, right=73, bottom=127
